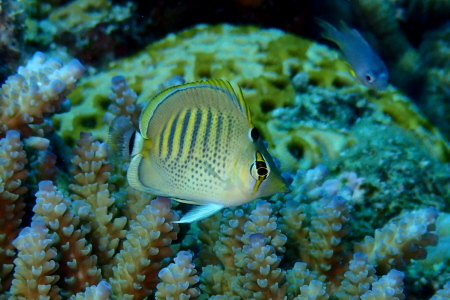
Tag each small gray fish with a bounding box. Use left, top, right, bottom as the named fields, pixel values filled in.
left=318, top=20, right=389, bottom=91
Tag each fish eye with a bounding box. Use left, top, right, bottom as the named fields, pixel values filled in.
left=257, top=168, right=268, bottom=176
left=250, top=127, right=260, bottom=141
left=365, top=73, right=375, bottom=83
left=250, top=160, right=269, bottom=180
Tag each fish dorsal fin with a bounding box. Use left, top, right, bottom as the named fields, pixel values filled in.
left=204, top=79, right=251, bottom=121
left=139, top=79, right=251, bottom=139
left=173, top=203, right=224, bottom=223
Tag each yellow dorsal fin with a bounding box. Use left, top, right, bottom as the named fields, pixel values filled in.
left=139, top=79, right=251, bottom=138
left=204, top=79, right=251, bottom=121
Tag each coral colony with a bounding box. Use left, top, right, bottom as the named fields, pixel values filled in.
left=0, top=20, right=449, bottom=300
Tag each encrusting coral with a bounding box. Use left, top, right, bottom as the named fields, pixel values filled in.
left=0, top=28, right=450, bottom=299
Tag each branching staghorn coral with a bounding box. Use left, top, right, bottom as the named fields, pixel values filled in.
left=0, top=130, right=28, bottom=292
left=195, top=164, right=442, bottom=299
left=156, top=250, right=200, bottom=299
left=0, top=51, right=84, bottom=138
left=10, top=221, right=60, bottom=299
left=110, top=196, right=179, bottom=299
left=32, top=180, right=101, bottom=295
left=234, top=233, right=287, bottom=299
left=69, top=132, right=127, bottom=268
left=355, top=207, right=439, bottom=273
left=103, top=75, right=140, bottom=129
left=0, top=131, right=181, bottom=299
left=0, top=52, right=85, bottom=296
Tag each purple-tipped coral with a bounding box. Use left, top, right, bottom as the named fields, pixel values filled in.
left=156, top=251, right=200, bottom=299
left=10, top=221, right=60, bottom=299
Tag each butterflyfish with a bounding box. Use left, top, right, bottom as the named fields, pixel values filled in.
left=109, top=79, right=287, bottom=223
left=317, top=19, right=389, bottom=91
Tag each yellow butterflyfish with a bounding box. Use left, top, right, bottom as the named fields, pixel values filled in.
left=109, top=79, right=287, bottom=223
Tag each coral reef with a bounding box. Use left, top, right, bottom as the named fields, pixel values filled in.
left=24, top=0, right=136, bottom=66
left=53, top=24, right=305, bottom=145
left=22, top=0, right=312, bottom=73
left=0, top=23, right=449, bottom=300
left=193, top=169, right=442, bottom=299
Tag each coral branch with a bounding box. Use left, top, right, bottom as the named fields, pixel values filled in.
left=355, top=207, right=439, bottom=273
left=69, top=132, right=127, bottom=267
left=0, top=52, right=85, bottom=137
left=234, top=233, right=287, bottom=299
left=360, top=270, right=405, bottom=300
left=69, top=281, right=112, bottom=300
left=0, top=130, right=27, bottom=291
left=103, top=76, right=140, bottom=128
left=10, top=221, right=60, bottom=299
left=110, top=197, right=180, bottom=299
left=156, top=251, right=200, bottom=299
left=32, top=181, right=101, bottom=296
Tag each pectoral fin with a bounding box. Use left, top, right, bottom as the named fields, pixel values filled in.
left=173, top=203, right=224, bottom=223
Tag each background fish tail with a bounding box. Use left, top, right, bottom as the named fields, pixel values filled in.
left=316, top=18, right=341, bottom=44
left=108, top=115, right=136, bottom=165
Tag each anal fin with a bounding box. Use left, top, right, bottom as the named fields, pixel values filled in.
left=173, top=203, right=224, bottom=223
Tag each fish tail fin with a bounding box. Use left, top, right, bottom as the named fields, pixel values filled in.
left=107, top=115, right=137, bottom=164
left=316, top=18, right=340, bottom=44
